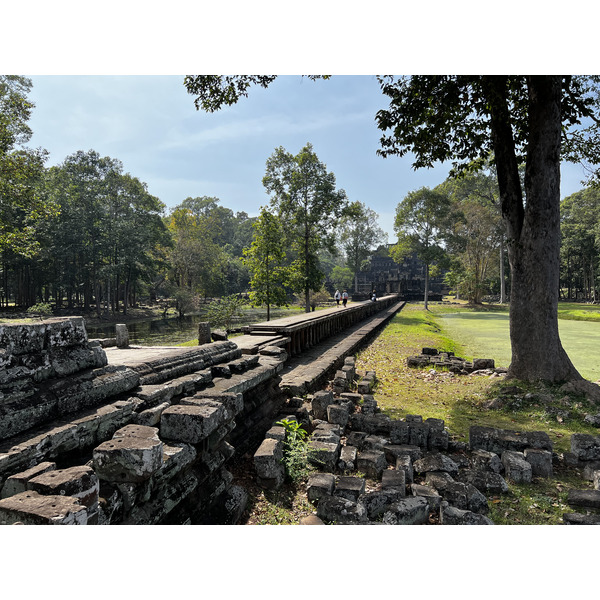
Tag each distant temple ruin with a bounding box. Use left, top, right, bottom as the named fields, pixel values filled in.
left=353, top=246, right=448, bottom=301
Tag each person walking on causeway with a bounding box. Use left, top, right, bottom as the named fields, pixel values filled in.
left=342, top=290, right=349, bottom=307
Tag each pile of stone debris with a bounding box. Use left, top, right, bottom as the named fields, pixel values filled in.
left=252, top=358, right=600, bottom=525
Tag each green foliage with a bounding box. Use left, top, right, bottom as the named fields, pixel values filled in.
left=330, top=265, right=354, bottom=291
left=263, top=143, right=347, bottom=312
left=243, top=207, right=289, bottom=320
left=338, top=200, right=387, bottom=291
left=393, top=187, right=457, bottom=308
left=26, top=302, right=52, bottom=316
left=204, top=294, right=248, bottom=331
left=276, top=419, right=311, bottom=483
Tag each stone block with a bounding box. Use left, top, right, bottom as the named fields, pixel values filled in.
left=316, top=496, right=368, bottom=524
left=593, top=471, right=600, bottom=491
left=160, top=400, right=226, bottom=444
left=440, top=503, right=494, bottom=525
left=411, top=484, right=442, bottom=510
left=308, top=440, right=340, bottom=472
left=395, top=455, right=414, bottom=484
left=470, top=449, right=503, bottom=474
left=93, top=432, right=163, bottom=483
left=265, top=425, right=286, bottom=442
left=115, top=324, right=129, bottom=348
left=346, top=431, right=367, bottom=450
left=428, top=428, right=449, bottom=451
left=338, top=445, right=357, bottom=471
left=571, top=433, right=600, bottom=461
left=501, top=450, right=532, bottom=484
left=524, top=448, right=553, bottom=478
left=470, top=425, right=552, bottom=454
left=382, top=496, right=430, bottom=525
left=133, top=402, right=171, bottom=427
left=0, top=491, right=88, bottom=525
left=357, top=379, right=373, bottom=394
left=382, top=469, right=406, bottom=492
left=456, top=469, right=508, bottom=495
left=362, top=488, right=406, bottom=520
left=362, top=435, right=389, bottom=452
left=414, top=453, right=459, bottom=475
left=311, top=390, right=334, bottom=421
left=357, top=450, right=387, bottom=479
left=1, top=461, right=56, bottom=499
left=306, top=473, right=335, bottom=503
left=349, top=413, right=391, bottom=435
left=408, top=423, right=429, bottom=448
left=385, top=444, right=422, bottom=462
left=197, top=322, right=211, bottom=345
left=28, top=465, right=98, bottom=512
left=334, top=476, right=366, bottom=502
left=473, top=358, right=495, bottom=370
left=563, top=512, right=600, bottom=525
left=389, top=422, right=410, bottom=445
left=582, top=461, right=600, bottom=480
left=253, top=438, right=284, bottom=480
left=327, top=404, right=349, bottom=429
left=567, top=488, right=600, bottom=510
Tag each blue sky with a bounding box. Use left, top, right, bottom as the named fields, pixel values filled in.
left=25, top=74, right=592, bottom=241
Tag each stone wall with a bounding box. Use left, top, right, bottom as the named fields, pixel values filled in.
left=0, top=318, right=287, bottom=525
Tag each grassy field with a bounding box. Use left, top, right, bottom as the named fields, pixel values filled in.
left=354, top=301, right=600, bottom=524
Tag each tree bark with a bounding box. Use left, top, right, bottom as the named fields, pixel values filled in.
left=488, top=76, right=581, bottom=382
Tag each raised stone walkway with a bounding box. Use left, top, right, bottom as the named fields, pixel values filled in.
left=278, top=299, right=406, bottom=396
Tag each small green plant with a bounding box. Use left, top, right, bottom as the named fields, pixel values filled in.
left=276, top=418, right=311, bottom=482
left=26, top=302, right=53, bottom=317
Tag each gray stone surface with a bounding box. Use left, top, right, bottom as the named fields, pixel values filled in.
left=0, top=490, right=88, bottom=525
left=306, top=473, right=335, bottom=503
left=357, top=450, right=387, bottom=479
left=567, top=488, right=600, bottom=509
left=414, top=453, right=459, bottom=475
left=470, top=449, right=503, bottom=474
left=1, top=461, right=57, bottom=499
left=382, top=496, right=430, bottom=525
left=338, top=445, right=357, bottom=471
left=382, top=469, right=406, bottom=492
left=160, top=400, right=226, bottom=444
left=501, top=450, right=532, bottom=484
left=253, top=438, right=285, bottom=480
left=571, top=433, right=600, bottom=461
left=524, top=448, right=553, bottom=478
left=456, top=469, right=509, bottom=495
left=308, top=440, right=340, bottom=472
left=440, top=503, right=494, bottom=525
left=316, top=496, right=368, bottom=524
left=395, top=455, right=414, bottom=484
left=334, top=476, right=366, bottom=502
left=362, top=488, right=407, bottom=519
left=93, top=431, right=163, bottom=483
left=411, top=483, right=442, bottom=510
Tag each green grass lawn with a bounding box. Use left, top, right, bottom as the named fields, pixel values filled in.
left=433, top=304, right=600, bottom=381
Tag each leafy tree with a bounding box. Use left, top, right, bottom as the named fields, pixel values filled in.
left=263, top=143, right=347, bottom=312
left=376, top=75, right=600, bottom=383
left=392, top=187, right=456, bottom=309
left=0, top=76, right=56, bottom=265
left=436, top=170, right=504, bottom=304
left=183, top=74, right=600, bottom=383
left=338, top=200, right=387, bottom=292
left=330, top=265, right=354, bottom=291
left=243, top=207, right=289, bottom=321
left=204, top=294, right=248, bottom=331
left=560, top=188, right=600, bottom=301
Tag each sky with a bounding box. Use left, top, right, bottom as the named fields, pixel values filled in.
left=23, top=74, right=594, bottom=242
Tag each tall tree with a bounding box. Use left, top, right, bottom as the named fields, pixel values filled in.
left=436, top=170, right=503, bottom=304
left=376, top=75, right=600, bottom=383
left=392, top=187, right=455, bottom=309
left=243, top=207, right=289, bottom=321
left=263, top=143, right=347, bottom=312
left=182, top=74, right=600, bottom=383
left=339, top=201, right=387, bottom=292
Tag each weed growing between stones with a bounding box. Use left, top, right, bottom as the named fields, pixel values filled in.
left=276, top=418, right=313, bottom=483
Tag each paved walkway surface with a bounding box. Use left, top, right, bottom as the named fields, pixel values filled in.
left=279, top=300, right=405, bottom=395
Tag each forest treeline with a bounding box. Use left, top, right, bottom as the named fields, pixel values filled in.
left=3, top=75, right=600, bottom=319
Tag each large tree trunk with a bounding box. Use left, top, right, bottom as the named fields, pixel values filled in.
left=488, top=76, right=581, bottom=382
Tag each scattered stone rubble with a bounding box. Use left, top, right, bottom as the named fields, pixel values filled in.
left=253, top=356, right=600, bottom=525
left=406, top=347, right=505, bottom=376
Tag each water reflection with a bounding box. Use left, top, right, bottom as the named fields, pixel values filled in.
left=85, top=307, right=300, bottom=346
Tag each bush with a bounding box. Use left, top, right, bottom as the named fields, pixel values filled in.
left=276, top=418, right=312, bottom=483
left=26, top=302, right=53, bottom=316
